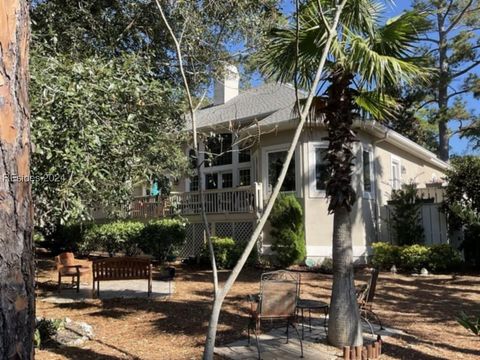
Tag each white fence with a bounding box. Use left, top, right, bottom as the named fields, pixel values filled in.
left=381, top=203, right=451, bottom=246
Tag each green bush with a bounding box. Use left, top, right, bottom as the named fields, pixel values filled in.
left=457, top=310, right=480, bottom=336
left=200, top=237, right=236, bottom=269
left=84, top=221, right=144, bottom=257
left=428, top=244, right=463, bottom=272
left=399, top=244, right=430, bottom=271
left=34, top=318, right=64, bottom=348
left=372, top=242, right=463, bottom=272
left=200, top=237, right=257, bottom=269
left=318, top=257, right=333, bottom=274
left=270, top=195, right=306, bottom=267
left=371, top=242, right=401, bottom=270
left=139, top=219, right=186, bottom=260
left=44, top=223, right=94, bottom=255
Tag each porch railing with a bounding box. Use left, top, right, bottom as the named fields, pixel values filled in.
left=130, top=183, right=263, bottom=219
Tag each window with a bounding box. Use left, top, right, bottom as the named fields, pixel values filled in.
left=189, top=175, right=199, bottom=192
left=363, top=150, right=372, bottom=193
left=221, top=172, right=233, bottom=188
left=239, top=148, right=251, bottom=163
left=239, top=168, right=251, bottom=186
left=205, top=173, right=218, bottom=190
left=315, top=147, right=329, bottom=191
left=309, top=142, right=329, bottom=197
left=391, top=158, right=401, bottom=190
left=267, top=150, right=296, bottom=192
left=205, top=134, right=232, bottom=167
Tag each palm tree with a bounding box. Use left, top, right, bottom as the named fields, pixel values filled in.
left=258, top=0, right=429, bottom=348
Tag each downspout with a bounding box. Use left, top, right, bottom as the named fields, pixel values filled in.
left=372, top=129, right=390, bottom=243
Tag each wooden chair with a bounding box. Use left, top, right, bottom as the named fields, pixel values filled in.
left=55, top=252, right=91, bottom=293
left=247, top=270, right=303, bottom=359
left=357, top=268, right=383, bottom=329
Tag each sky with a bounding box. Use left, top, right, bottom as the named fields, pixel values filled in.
left=267, top=0, right=479, bottom=156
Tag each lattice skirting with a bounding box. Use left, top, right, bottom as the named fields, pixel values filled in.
left=179, top=221, right=255, bottom=258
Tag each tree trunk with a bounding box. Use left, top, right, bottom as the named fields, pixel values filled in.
left=325, top=72, right=362, bottom=348
left=327, top=207, right=362, bottom=347
left=0, top=1, right=34, bottom=359
left=436, top=12, right=449, bottom=161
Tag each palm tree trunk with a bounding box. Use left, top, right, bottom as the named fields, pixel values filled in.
left=327, top=207, right=362, bottom=347
left=0, top=1, right=35, bottom=358
left=325, top=73, right=362, bottom=348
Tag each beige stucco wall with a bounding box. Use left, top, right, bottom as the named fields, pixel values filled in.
left=258, top=126, right=447, bottom=263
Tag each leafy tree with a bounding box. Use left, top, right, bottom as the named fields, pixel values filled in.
left=259, top=0, right=428, bottom=347
left=30, top=43, right=187, bottom=228
left=386, top=85, right=438, bottom=151
left=31, top=0, right=282, bottom=89
left=443, top=156, right=480, bottom=266
left=411, top=0, right=480, bottom=160
left=389, top=184, right=425, bottom=246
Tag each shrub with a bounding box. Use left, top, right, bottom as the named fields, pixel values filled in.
left=399, top=244, right=430, bottom=271
left=200, top=237, right=257, bottom=269
left=372, top=242, right=463, bottom=272
left=319, top=257, right=333, bottom=274
left=457, top=311, right=480, bottom=336
left=389, top=184, right=424, bottom=246
left=269, top=195, right=306, bottom=267
left=200, top=237, right=236, bottom=269
left=428, top=244, right=462, bottom=272
left=371, top=242, right=401, bottom=270
left=44, top=223, right=94, bottom=255
left=35, top=318, right=64, bottom=348
left=84, top=221, right=144, bottom=257
left=139, top=218, right=186, bottom=261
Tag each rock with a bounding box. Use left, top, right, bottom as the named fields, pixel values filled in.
left=390, top=265, right=397, bottom=274
left=420, top=268, right=429, bottom=276
left=54, top=319, right=94, bottom=347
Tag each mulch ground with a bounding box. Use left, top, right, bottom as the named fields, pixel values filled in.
left=35, top=257, right=480, bottom=360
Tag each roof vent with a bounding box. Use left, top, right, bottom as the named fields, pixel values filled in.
left=214, top=65, right=239, bottom=105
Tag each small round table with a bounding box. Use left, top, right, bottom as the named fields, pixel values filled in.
left=296, top=299, right=329, bottom=339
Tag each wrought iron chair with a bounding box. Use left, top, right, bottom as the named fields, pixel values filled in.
left=247, top=270, right=303, bottom=359
left=357, top=268, right=383, bottom=330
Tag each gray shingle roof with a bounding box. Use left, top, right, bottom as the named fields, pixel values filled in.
left=195, top=82, right=303, bottom=129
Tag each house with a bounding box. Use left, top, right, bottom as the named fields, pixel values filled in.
left=101, top=68, right=450, bottom=263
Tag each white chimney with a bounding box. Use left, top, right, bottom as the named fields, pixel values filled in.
left=214, top=65, right=239, bottom=105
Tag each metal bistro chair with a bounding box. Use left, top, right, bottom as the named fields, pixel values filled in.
left=247, top=270, right=303, bottom=359
left=357, top=268, right=383, bottom=330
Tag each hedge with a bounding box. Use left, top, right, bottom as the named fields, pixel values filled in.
left=200, top=237, right=257, bottom=269
left=138, top=219, right=186, bottom=260
left=372, top=242, right=463, bottom=272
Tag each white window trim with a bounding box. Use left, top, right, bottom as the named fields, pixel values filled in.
left=262, top=143, right=301, bottom=197
left=308, top=141, right=329, bottom=198
left=362, top=144, right=375, bottom=199
left=390, top=155, right=402, bottom=190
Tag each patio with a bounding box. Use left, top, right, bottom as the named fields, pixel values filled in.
left=35, top=258, right=480, bottom=360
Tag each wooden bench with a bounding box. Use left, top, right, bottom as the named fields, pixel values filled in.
left=92, top=257, right=152, bottom=297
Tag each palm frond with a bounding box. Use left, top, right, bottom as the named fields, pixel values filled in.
left=256, top=1, right=332, bottom=88
left=371, top=11, right=430, bottom=58
left=348, top=30, right=429, bottom=90
left=339, top=0, right=384, bottom=36
left=354, top=90, right=399, bottom=120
